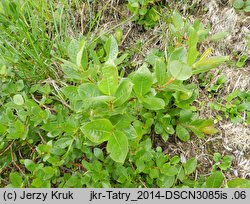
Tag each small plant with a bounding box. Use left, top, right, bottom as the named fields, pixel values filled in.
left=232, top=0, right=250, bottom=12
left=210, top=90, right=250, bottom=124
left=127, top=0, right=160, bottom=29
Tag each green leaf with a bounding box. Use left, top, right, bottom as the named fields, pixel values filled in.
left=61, top=86, right=79, bottom=100
left=189, top=126, right=205, bottom=139
left=176, top=125, right=190, bottom=141
left=206, top=171, right=224, bottom=188
left=7, top=120, right=28, bottom=140
left=244, top=6, right=250, bottom=12
left=183, top=158, right=197, bottom=175
left=154, top=57, right=167, bottom=84
left=104, top=36, right=118, bottom=62
left=24, top=159, right=36, bottom=172
left=76, top=40, right=86, bottom=67
left=187, top=28, right=199, bottom=66
left=67, top=39, right=79, bottom=63
left=98, top=64, right=119, bottom=95
left=192, top=56, right=229, bottom=74
left=162, top=163, right=179, bottom=176
left=37, top=167, right=55, bottom=180
left=13, top=94, right=24, bottom=105
left=213, top=153, right=222, bottom=162
left=78, top=83, right=101, bottom=98
left=9, top=172, right=22, bottom=187
left=142, top=97, right=165, bottom=110
left=233, top=0, right=244, bottom=9
left=168, top=47, right=187, bottom=63
left=107, top=130, right=128, bottom=163
left=227, top=178, right=250, bottom=188
left=179, top=110, right=193, bottom=123
left=54, top=136, right=73, bottom=148
left=149, top=168, right=160, bottom=179
left=201, top=126, right=218, bottom=135
left=114, top=79, right=133, bottom=106
left=160, top=176, right=175, bottom=187
left=81, top=119, right=113, bottom=144
left=169, top=60, right=192, bottom=80
left=172, top=11, right=184, bottom=30
left=210, top=32, right=229, bottom=42
left=131, top=64, right=153, bottom=97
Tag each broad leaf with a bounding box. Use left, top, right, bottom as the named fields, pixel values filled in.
left=24, top=159, right=36, bottom=172
left=61, top=86, right=79, bottom=100
left=9, top=172, right=22, bottom=188
left=104, top=36, right=118, bottom=62
left=183, top=158, right=197, bottom=175
left=172, top=11, right=184, bottom=30
left=227, top=178, right=250, bottom=188
left=114, top=78, right=133, bottom=106
left=131, top=64, right=153, bottom=97
left=98, top=64, right=119, bottom=95
left=13, top=94, right=24, bottom=105
left=67, top=39, right=79, bottom=63
left=176, top=124, right=190, bottom=141
left=54, top=136, right=73, bottom=149
left=107, top=130, right=128, bottom=163
left=169, top=60, right=192, bottom=80
left=81, top=119, right=113, bottom=144
left=76, top=40, right=86, bottom=67
left=206, top=171, right=224, bottom=188
left=187, top=28, right=199, bottom=66
left=142, top=97, right=165, bottom=110
left=78, top=83, right=101, bottom=98
left=154, top=57, right=167, bottom=85
left=168, top=47, right=187, bottom=64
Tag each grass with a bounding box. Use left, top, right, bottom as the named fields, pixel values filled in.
left=0, top=0, right=82, bottom=81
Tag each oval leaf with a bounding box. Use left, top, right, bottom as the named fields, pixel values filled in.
left=176, top=124, right=190, bottom=141
left=169, top=60, right=192, bottom=80
left=13, top=94, right=24, bottom=105
left=227, top=178, right=250, bottom=188
left=107, top=130, right=128, bottom=163
left=81, top=119, right=113, bottom=144
left=98, top=65, right=119, bottom=95
left=142, top=97, right=165, bottom=110
left=131, top=64, right=153, bottom=97
left=183, top=158, right=197, bottom=175
left=154, top=58, right=167, bottom=85
left=104, top=36, right=118, bottom=61
left=114, top=78, right=133, bottom=106
left=206, top=171, right=224, bottom=188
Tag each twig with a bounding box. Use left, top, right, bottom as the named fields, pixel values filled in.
left=10, top=144, right=25, bottom=177
left=0, top=141, right=14, bottom=157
